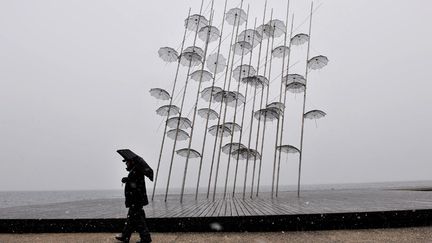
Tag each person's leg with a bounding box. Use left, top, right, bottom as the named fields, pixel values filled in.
left=136, top=208, right=152, bottom=243
left=118, top=207, right=137, bottom=242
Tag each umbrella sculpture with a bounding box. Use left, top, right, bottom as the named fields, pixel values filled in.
left=148, top=0, right=330, bottom=202
left=158, top=47, right=179, bottom=63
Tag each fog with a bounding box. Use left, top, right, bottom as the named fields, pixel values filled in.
left=0, top=0, right=431, bottom=191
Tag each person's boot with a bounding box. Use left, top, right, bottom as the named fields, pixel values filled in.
left=115, top=233, right=130, bottom=242
left=137, top=232, right=152, bottom=243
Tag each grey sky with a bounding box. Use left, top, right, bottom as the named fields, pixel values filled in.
left=0, top=0, right=431, bottom=191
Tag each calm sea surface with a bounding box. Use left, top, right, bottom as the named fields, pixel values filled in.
left=1, top=181, right=431, bottom=209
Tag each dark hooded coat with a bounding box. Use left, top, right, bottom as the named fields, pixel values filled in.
left=121, top=154, right=153, bottom=208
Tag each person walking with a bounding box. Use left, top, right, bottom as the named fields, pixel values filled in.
left=115, top=149, right=153, bottom=243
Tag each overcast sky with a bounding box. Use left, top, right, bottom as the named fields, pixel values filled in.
left=0, top=0, right=431, bottom=191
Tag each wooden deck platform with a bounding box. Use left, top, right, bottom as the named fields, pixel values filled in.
left=1, top=188, right=432, bottom=219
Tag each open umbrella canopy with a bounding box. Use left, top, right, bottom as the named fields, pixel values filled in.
left=225, top=8, right=247, bottom=26
left=184, top=46, right=205, bottom=58
left=286, top=82, right=306, bottom=93
left=291, top=33, right=309, bottom=46
left=185, top=14, right=209, bottom=32
left=222, top=142, right=246, bottom=154
left=267, top=102, right=285, bottom=112
left=223, top=122, right=241, bottom=132
left=272, top=45, right=290, bottom=58
left=206, top=53, right=226, bottom=74
left=283, top=74, right=306, bottom=85
left=233, top=64, right=256, bottom=81
left=176, top=148, right=201, bottom=158
left=233, top=41, right=253, bottom=55
left=208, top=124, right=232, bottom=137
left=241, top=75, right=269, bottom=87
left=267, top=19, right=286, bottom=38
left=308, top=55, right=329, bottom=70
left=149, top=88, right=170, bottom=101
left=254, top=108, right=280, bottom=121
left=166, top=117, right=193, bottom=130
left=213, top=90, right=238, bottom=104
left=179, top=51, right=202, bottom=67
left=267, top=19, right=286, bottom=35
left=158, top=47, right=179, bottom=63
left=304, top=110, right=327, bottom=119
left=238, top=29, right=262, bottom=48
left=198, top=25, right=220, bottom=43
left=198, top=108, right=219, bottom=120
left=231, top=148, right=261, bottom=160
left=256, top=24, right=275, bottom=39
left=201, top=86, right=223, bottom=102
left=277, top=145, right=301, bottom=154
left=156, top=105, right=180, bottom=117
left=190, top=70, right=213, bottom=82
left=166, top=128, right=190, bottom=141
left=117, top=149, right=153, bottom=181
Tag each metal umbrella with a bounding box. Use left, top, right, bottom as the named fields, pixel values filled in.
left=266, top=102, right=285, bottom=112
left=232, top=41, right=252, bottom=55
left=277, top=145, right=301, bottom=154
left=283, top=73, right=306, bottom=85
left=208, top=124, right=232, bottom=137
left=256, top=23, right=275, bottom=39
left=272, top=45, right=290, bottom=58
left=149, top=88, right=170, bottom=101
left=231, top=148, right=261, bottom=160
left=197, top=108, right=219, bottom=120
left=241, top=75, right=269, bottom=87
left=307, top=55, right=329, bottom=70
left=213, top=90, right=238, bottom=105
left=225, top=8, right=247, bottom=26
left=267, top=19, right=286, bottom=38
left=185, top=14, right=209, bottom=32
left=206, top=53, right=226, bottom=74
left=238, top=29, right=262, bottom=48
left=304, top=109, right=327, bottom=119
left=176, top=148, right=201, bottom=158
left=291, top=33, right=309, bottom=46
left=223, top=122, right=241, bottom=132
left=222, top=142, right=246, bottom=154
left=166, top=117, right=192, bottom=130
left=201, top=86, right=223, bottom=102
left=233, top=64, right=256, bottom=81
left=184, top=46, right=205, bottom=59
left=198, top=25, right=220, bottom=43
left=156, top=105, right=180, bottom=117
left=167, top=128, right=190, bottom=141
left=190, top=70, right=213, bottom=82
left=286, top=82, right=306, bottom=93
left=254, top=108, right=280, bottom=121
left=179, top=51, right=202, bottom=67
left=158, top=47, right=179, bottom=63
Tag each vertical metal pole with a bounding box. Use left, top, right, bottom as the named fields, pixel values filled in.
left=195, top=0, right=228, bottom=201
left=152, top=9, right=191, bottom=201
left=232, top=18, right=257, bottom=197
left=246, top=0, right=268, bottom=199
left=180, top=0, right=215, bottom=203
left=271, top=0, right=290, bottom=198
left=212, top=1, right=245, bottom=201
left=276, top=14, right=295, bottom=197
left=206, top=3, right=241, bottom=199
left=255, top=9, right=275, bottom=197
left=222, top=5, right=250, bottom=199
left=164, top=0, right=205, bottom=202
left=298, top=2, right=314, bottom=198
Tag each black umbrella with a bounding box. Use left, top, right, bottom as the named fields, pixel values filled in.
left=117, top=149, right=154, bottom=181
